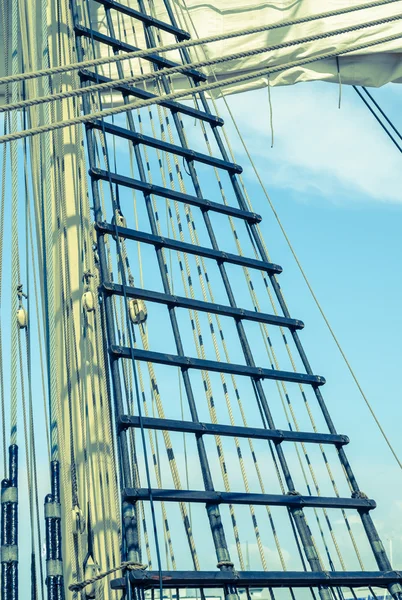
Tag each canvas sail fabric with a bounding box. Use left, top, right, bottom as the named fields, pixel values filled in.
left=166, top=0, right=402, bottom=93
left=79, top=0, right=402, bottom=102
left=78, top=0, right=402, bottom=97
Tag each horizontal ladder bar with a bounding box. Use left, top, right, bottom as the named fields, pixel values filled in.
left=118, top=415, right=349, bottom=446
left=111, top=570, right=402, bottom=590
left=80, top=70, right=224, bottom=126
left=102, top=282, right=304, bottom=329
left=109, top=346, right=326, bottom=386
left=122, top=488, right=375, bottom=511
left=97, top=222, right=281, bottom=273
left=90, top=168, right=262, bottom=223
left=75, top=24, right=206, bottom=81
left=95, top=0, right=191, bottom=40
left=90, top=120, right=242, bottom=173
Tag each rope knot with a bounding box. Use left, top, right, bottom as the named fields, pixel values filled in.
left=217, top=560, right=234, bottom=569
left=68, top=561, right=147, bottom=592
left=352, top=490, right=368, bottom=500
left=286, top=490, right=301, bottom=496
left=123, top=561, right=147, bottom=571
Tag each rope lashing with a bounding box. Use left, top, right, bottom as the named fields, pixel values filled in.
left=2, top=29, right=402, bottom=145
left=2, top=12, right=402, bottom=115
left=352, top=491, right=369, bottom=500
left=216, top=561, right=240, bottom=580
left=68, top=561, right=146, bottom=592
left=0, top=0, right=400, bottom=87
left=217, top=560, right=235, bottom=568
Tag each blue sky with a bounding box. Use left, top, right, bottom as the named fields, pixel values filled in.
left=216, top=80, right=402, bottom=566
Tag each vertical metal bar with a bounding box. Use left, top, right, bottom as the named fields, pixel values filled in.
left=102, top=6, right=235, bottom=580
left=130, top=6, right=329, bottom=598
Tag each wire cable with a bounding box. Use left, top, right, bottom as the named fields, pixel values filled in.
left=353, top=86, right=402, bottom=153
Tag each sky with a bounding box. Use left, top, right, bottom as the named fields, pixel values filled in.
left=215, top=80, right=402, bottom=567
left=2, top=77, right=402, bottom=592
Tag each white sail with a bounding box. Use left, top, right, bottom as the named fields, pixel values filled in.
left=88, top=0, right=402, bottom=97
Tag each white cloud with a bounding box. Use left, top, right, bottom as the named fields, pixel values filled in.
left=218, top=83, right=402, bottom=204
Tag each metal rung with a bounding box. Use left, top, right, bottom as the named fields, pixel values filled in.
left=80, top=70, right=224, bottom=126
left=90, top=168, right=262, bottom=223
left=97, top=222, right=281, bottom=274
left=111, top=570, right=402, bottom=590
left=109, top=346, right=326, bottom=386
left=123, top=488, right=375, bottom=511
left=75, top=25, right=206, bottom=81
left=102, top=282, right=304, bottom=330
left=90, top=121, right=243, bottom=173
left=118, top=415, right=349, bottom=446
left=95, top=0, right=191, bottom=40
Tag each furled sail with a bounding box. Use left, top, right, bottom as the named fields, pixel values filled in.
left=87, top=0, right=402, bottom=99
left=1, top=0, right=402, bottom=106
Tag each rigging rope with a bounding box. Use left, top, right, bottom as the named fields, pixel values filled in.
left=1, top=30, right=402, bottom=144
left=81, top=4, right=165, bottom=594
left=2, top=11, right=402, bottom=114
left=361, top=86, right=402, bottom=142
left=0, top=115, right=7, bottom=473
left=0, top=0, right=400, bottom=86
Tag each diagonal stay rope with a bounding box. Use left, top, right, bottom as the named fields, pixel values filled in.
left=1, top=30, right=402, bottom=144
left=361, top=86, right=402, bottom=142
left=0, top=0, right=400, bottom=87
left=353, top=86, right=402, bottom=153
left=1, top=11, right=401, bottom=114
